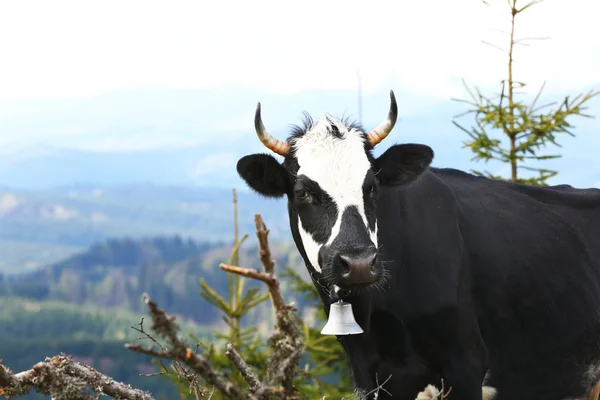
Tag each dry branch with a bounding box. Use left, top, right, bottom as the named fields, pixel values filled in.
left=220, top=214, right=306, bottom=397
left=124, top=295, right=292, bottom=400
left=225, top=344, right=262, bottom=392
left=125, top=294, right=251, bottom=400
left=219, top=264, right=278, bottom=287
left=131, top=317, right=207, bottom=398
left=0, top=355, right=154, bottom=400
left=254, top=214, right=285, bottom=311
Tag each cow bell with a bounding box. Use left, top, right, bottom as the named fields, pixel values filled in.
left=321, top=300, right=364, bottom=335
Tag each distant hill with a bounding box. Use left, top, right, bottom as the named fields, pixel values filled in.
left=2, top=235, right=310, bottom=326
left=0, top=184, right=290, bottom=275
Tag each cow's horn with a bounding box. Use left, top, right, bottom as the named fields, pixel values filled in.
left=254, top=102, right=290, bottom=156
left=366, top=90, right=398, bottom=147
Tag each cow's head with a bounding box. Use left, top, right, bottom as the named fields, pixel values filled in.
left=237, top=91, right=433, bottom=293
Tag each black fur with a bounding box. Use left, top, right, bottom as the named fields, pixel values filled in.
left=374, top=143, right=435, bottom=186
left=236, top=153, right=288, bottom=198
left=362, top=169, right=378, bottom=232
left=294, top=175, right=338, bottom=244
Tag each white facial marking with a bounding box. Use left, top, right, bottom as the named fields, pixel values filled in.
left=297, top=217, right=322, bottom=273
left=370, top=222, right=378, bottom=248
left=293, top=114, right=378, bottom=271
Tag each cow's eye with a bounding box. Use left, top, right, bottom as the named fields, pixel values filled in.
left=296, top=189, right=312, bottom=203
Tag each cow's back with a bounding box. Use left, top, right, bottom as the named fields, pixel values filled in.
left=435, top=168, right=600, bottom=267
left=516, top=182, right=600, bottom=257
left=432, top=168, right=600, bottom=399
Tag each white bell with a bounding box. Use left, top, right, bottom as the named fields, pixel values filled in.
left=321, top=300, right=364, bottom=335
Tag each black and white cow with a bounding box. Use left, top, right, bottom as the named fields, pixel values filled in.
left=236, top=91, right=600, bottom=400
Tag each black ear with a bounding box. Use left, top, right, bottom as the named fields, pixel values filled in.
left=374, top=144, right=434, bottom=186
left=236, top=154, right=289, bottom=198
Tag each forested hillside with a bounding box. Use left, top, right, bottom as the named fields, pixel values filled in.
left=1, top=235, right=307, bottom=325
left=0, top=296, right=209, bottom=399
left=0, top=234, right=316, bottom=399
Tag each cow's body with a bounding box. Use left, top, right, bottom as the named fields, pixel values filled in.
left=236, top=91, right=600, bottom=399
left=318, top=167, right=600, bottom=399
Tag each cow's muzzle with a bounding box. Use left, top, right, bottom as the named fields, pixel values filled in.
left=333, top=248, right=379, bottom=287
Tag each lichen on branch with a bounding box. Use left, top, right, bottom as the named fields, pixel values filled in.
left=0, top=355, right=154, bottom=400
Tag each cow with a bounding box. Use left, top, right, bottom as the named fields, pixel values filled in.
left=235, top=90, right=600, bottom=400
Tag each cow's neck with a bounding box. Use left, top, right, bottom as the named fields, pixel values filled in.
left=309, top=170, right=459, bottom=334
left=376, top=169, right=466, bottom=317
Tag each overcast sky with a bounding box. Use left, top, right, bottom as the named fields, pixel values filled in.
left=0, top=0, right=599, bottom=189
left=1, top=0, right=599, bottom=102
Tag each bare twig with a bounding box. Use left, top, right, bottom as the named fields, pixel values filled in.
left=220, top=264, right=279, bottom=287
left=0, top=355, right=154, bottom=400
left=131, top=318, right=175, bottom=374
left=254, top=215, right=275, bottom=274
left=254, top=214, right=286, bottom=311
left=363, top=373, right=392, bottom=399
left=125, top=344, right=172, bottom=359
left=130, top=316, right=203, bottom=397
left=438, top=378, right=453, bottom=399
left=415, top=379, right=453, bottom=400
left=225, top=344, right=262, bottom=392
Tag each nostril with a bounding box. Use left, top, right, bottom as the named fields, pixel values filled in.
left=337, top=251, right=379, bottom=285
left=363, top=252, right=377, bottom=273
left=340, top=253, right=378, bottom=275
left=339, top=254, right=351, bottom=274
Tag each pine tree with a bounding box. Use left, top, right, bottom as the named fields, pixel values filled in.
left=452, top=0, right=599, bottom=186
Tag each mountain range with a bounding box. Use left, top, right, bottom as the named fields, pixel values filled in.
left=0, top=184, right=293, bottom=275
left=2, top=86, right=598, bottom=191
left=2, top=235, right=308, bottom=327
